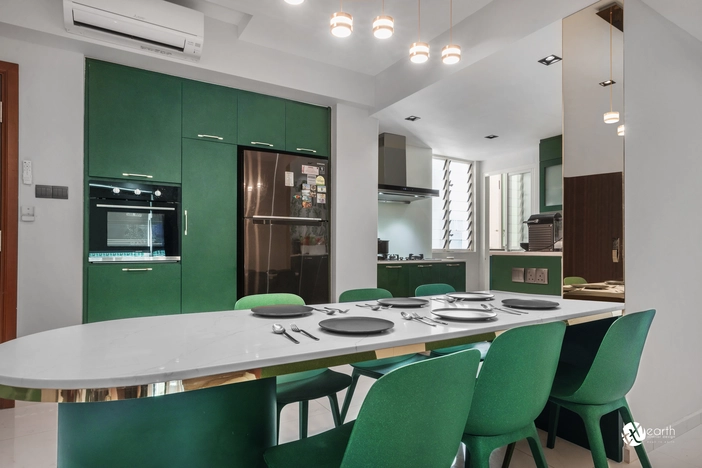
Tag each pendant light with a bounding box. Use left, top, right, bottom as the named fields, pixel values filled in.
left=617, top=125, right=625, bottom=136
left=284, top=0, right=304, bottom=4
left=603, top=10, right=619, bottom=124
left=330, top=0, right=353, bottom=38
left=441, top=0, right=461, bottom=64
left=373, top=0, right=394, bottom=39
left=409, top=0, right=429, bottom=63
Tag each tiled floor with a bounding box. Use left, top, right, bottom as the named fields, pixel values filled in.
left=0, top=365, right=698, bottom=467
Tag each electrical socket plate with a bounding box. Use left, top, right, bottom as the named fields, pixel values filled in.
left=525, top=268, right=537, bottom=283
left=511, top=268, right=525, bottom=283
left=535, top=268, right=549, bottom=285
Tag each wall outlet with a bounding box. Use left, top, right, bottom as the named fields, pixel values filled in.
left=511, top=268, right=525, bottom=283
left=535, top=268, right=549, bottom=285
left=525, top=268, right=537, bottom=283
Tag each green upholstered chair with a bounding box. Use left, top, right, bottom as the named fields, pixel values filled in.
left=338, top=288, right=392, bottom=302
left=546, top=310, right=656, bottom=468
left=415, top=283, right=491, bottom=360
left=563, top=276, right=587, bottom=285
left=234, top=294, right=352, bottom=441
left=264, top=349, right=482, bottom=468
left=461, top=321, right=567, bottom=468
left=337, top=288, right=428, bottom=422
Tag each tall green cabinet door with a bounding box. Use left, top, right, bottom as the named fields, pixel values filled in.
left=86, top=60, right=182, bottom=183
left=182, top=80, right=238, bottom=144
left=181, top=139, right=238, bottom=313
left=377, top=264, right=409, bottom=297
left=237, top=92, right=285, bottom=151
left=86, top=263, right=181, bottom=323
left=285, top=102, right=331, bottom=157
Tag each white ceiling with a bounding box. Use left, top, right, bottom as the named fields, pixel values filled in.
left=641, top=0, right=702, bottom=43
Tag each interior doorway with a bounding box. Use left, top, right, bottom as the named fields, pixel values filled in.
left=0, top=61, right=19, bottom=410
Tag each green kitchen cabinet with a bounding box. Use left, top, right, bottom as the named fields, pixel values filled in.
left=86, top=59, right=182, bottom=183
left=408, top=264, right=439, bottom=295
left=377, top=264, right=410, bottom=298
left=285, top=102, right=331, bottom=157
left=238, top=92, right=286, bottom=151
left=436, top=262, right=467, bottom=292
left=181, top=139, right=238, bottom=313
left=86, top=263, right=181, bottom=323
left=182, top=80, right=238, bottom=144
left=539, top=135, right=563, bottom=213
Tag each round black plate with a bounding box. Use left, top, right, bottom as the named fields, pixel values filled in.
left=446, top=292, right=495, bottom=301
left=377, top=298, right=429, bottom=308
left=501, top=299, right=559, bottom=310
left=251, top=305, right=313, bottom=317
left=319, top=317, right=394, bottom=334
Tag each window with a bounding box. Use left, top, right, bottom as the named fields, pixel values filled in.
left=487, top=169, right=534, bottom=251
left=432, top=158, right=475, bottom=251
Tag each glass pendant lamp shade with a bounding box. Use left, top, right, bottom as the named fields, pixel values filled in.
left=441, top=44, right=461, bottom=64
left=410, top=42, right=430, bottom=63
left=604, top=111, right=620, bottom=124
left=284, top=0, right=304, bottom=4
left=373, top=15, right=394, bottom=39
left=617, top=124, right=625, bottom=136
left=330, top=12, right=353, bottom=37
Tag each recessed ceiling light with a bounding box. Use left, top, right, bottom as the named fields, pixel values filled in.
left=485, top=135, right=499, bottom=139
left=538, top=55, right=562, bottom=66
left=405, top=116, right=421, bottom=122
left=599, top=79, right=616, bottom=87
left=284, top=0, right=304, bottom=4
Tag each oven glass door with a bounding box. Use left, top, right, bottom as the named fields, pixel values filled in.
left=89, top=200, right=180, bottom=262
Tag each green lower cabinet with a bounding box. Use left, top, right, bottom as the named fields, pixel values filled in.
left=181, top=139, right=238, bottom=313
left=408, top=264, right=438, bottom=296
left=436, top=262, right=467, bottom=292
left=86, top=263, right=181, bottom=323
left=377, top=264, right=410, bottom=297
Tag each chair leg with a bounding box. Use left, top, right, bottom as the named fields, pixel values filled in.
left=580, top=410, right=609, bottom=468
left=619, top=401, right=652, bottom=468
left=547, top=401, right=561, bottom=449
left=298, top=400, right=309, bottom=439
left=276, top=403, right=284, bottom=444
left=501, top=442, right=516, bottom=468
left=327, top=393, right=342, bottom=427
left=526, top=425, right=549, bottom=468
left=464, top=442, right=491, bottom=468
left=340, top=370, right=361, bottom=423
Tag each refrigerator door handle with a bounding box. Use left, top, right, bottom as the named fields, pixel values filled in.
left=252, top=215, right=324, bottom=226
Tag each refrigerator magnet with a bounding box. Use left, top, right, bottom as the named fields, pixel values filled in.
left=318, top=186, right=327, bottom=193
left=302, top=165, right=320, bottom=175
left=302, top=183, right=310, bottom=190
left=302, top=201, right=312, bottom=208
left=315, top=176, right=325, bottom=186
left=317, top=194, right=326, bottom=204
left=302, top=195, right=311, bottom=202
left=285, top=172, right=295, bottom=187
left=307, top=174, right=317, bottom=185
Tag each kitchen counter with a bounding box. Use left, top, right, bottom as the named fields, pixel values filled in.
left=490, top=251, right=562, bottom=257
left=378, top=258, right=467, bottom=264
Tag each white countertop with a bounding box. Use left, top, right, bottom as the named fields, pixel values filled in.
left=378, top=259, right=467, bottom=264
left=489, top=251, right=563, bottom=257
left=0, top=292, right=623, bottom=393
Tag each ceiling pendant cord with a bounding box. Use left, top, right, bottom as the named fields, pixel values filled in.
left=442, top=0, right=461, bottom=64
left=603, top=9, right=619, bottom=124
left=409, top=0, right=430, bottom=63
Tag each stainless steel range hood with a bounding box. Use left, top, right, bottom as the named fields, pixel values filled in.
left=378, top=133, right=439, bottom=203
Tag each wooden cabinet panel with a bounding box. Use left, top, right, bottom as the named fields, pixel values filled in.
left=237, top=92, right=285, bottom=151
left=285, top=102, right=331, bottom=157
left=182, top=80, right=238, bottom=144
left=181, top=139, right=238, bottom=313
left=563, top=172, right=623, bottom=283
left=87, top=263, right=181, bottom=323
left=87, top=60, right=182, bottom=183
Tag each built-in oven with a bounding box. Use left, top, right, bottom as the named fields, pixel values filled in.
left=88, top=180, right=181, bottom=262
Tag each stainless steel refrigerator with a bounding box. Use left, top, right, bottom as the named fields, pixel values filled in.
left=242, top=150, right=330, bottom=304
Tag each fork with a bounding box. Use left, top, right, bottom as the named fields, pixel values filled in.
left=312, top=307, right=336, bottom=315
left=325, top=307, right=349, bottom=314
left=412, top=311, right=448, bottom=325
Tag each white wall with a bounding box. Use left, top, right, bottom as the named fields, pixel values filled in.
left=563, top=1, right=624, bottom=178
left=625, top=0, right=702, bottom=439
left=331, top=104, right=379, bottom=301
left=377, top=144, right=432, bottom=257
left=0, top=36, right=85, bottom=336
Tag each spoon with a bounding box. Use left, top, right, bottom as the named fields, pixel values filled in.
left=401, top=311, right=436, bottom=326
left=412, top=311, right=448, bottom=325
left=290, top=324, right=319, bottom=341
left=325, top=307, right=350, bottom=314
left=272, top=323, right=299, bottom=344
left=480, top=303, right=524, bottom=316
left=357, top=304, right=381, bottom=311
left=312, top=307, right=336, bottom=315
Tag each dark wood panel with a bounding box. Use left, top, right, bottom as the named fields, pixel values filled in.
left=563, top=172, right=623, bottom=284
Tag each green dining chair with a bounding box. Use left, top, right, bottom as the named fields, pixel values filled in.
left=461, top=321, right=567, bottom=468
left=264, top=349, right=482, bottom=468
left=337, top=288, right=428, bottom=423
left=563, top=276, right=587, bottom=285
left=546, top=309, right=656, bottom=468
left=234, top=293, right=352, bottom=441
left=415, top=283, right=492, bottom=360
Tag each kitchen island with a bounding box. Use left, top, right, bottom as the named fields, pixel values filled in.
left=0, top=292, right=623, bottom=467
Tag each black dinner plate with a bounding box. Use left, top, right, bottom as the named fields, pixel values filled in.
left=251, top=305, right=313, bottom=317
left=502, top=299, right=559, bottom=310
left=447, top=292, right=495, bottom=301
left=377, top=298, right=429, bottom=308
left=319, top=317, right=394, bottom=334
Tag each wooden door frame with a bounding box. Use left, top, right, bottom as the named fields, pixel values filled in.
left=0, top=61, right=19, bottom=410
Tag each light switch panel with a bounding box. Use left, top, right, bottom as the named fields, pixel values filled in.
left=22, top=160, right=32, bottom=185
left=511, top=268, right=525, bottom=283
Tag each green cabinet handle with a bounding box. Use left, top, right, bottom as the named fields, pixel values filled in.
left=122, top=173, right=153, bottom=179
left=418, top=265, right=433, bottom=268
left=386, top=266, right=402, bottom=269
left=296, top=147, right=317, bottom=153
left=121, top=268, right=153, bottom=272
left=251, top=141, right=274, bottom=147
left=197, top=134, right=223, bottom=141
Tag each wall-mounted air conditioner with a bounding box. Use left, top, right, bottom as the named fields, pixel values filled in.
left=63, top=0, right=204, bottom=61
